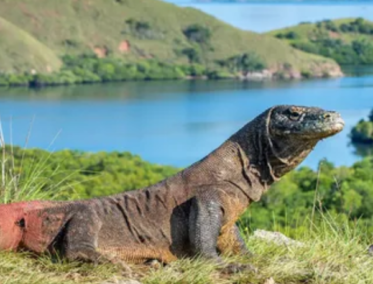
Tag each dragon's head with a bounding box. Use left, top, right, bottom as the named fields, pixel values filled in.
left=231, top=105, right=345, bottom=182
left=268, top=105, right=344, bottom=140
left=264, top=105, right=344, bottom=177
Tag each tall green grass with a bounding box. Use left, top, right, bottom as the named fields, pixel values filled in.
left=0, top=120, right=79, bottom=204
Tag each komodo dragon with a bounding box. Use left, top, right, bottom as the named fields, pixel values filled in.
left=0, top=105, right=345, bottom=273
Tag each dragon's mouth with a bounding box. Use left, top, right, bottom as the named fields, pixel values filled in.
left=333, top=117, right=345, bottom=131
left=311, top=113, right=345, bottom=139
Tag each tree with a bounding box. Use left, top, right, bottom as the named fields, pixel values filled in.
left=181, top=48, right=201, bottom=64
left=240, top=53, right=266, bottom=74
left=183, top=24, right=211, bottom=44
left=369, top=109, right=373, bottom=122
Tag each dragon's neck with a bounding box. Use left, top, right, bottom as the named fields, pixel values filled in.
left=143, top=109, right=317, bottom=203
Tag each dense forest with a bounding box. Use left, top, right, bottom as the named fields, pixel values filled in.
left=2, top=145, right=373, bottom=236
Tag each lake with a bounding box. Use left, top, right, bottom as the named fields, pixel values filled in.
left=0, top=66, right=372, bottom=169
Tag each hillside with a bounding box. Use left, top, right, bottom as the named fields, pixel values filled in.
left=0, top=0, right=342, bottom=80
left=0, top=16, right=61, bottom=73
left=267, top=18, right=373, bottom=65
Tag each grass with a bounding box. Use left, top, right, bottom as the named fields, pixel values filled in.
left=0, top=0, right=340, bottom=76
left=0, top=120, right=79, bottom=203
left=267, top=18, right=373, bottom=44
left=0, top=16, right=61, bottom=74
left=0, top=214, right=372, bottom=284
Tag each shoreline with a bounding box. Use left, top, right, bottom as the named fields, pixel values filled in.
left=0, top=68, right=344, bottom=89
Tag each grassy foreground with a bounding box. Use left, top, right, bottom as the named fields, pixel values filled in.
left=1, top=216, right=372, bottom=284
left=0, top=145, right=373, bottom=283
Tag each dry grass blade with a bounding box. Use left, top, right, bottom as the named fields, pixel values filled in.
left=0, top=117, right=6, bottom=193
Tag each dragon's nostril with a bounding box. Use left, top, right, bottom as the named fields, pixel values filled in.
left=15, top=218, right=25, bottom=228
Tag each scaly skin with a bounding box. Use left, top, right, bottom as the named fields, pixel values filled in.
left=0, top=105, right=345, bottom=274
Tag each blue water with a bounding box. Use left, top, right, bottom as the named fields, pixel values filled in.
left=167, top=0, right=373, bottom=32
left=0, top=68, right=372, bottom=169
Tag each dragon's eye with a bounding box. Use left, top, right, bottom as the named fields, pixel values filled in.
left=286, top=109, right=301, bottom=121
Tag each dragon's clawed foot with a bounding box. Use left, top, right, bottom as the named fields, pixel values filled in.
left=145, top=259, right=163, bottom=269
left=104, top=256, right=133, bottom=275
left=221, top=263, right=258, bottom=274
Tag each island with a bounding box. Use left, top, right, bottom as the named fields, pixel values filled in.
left=350, top=109, right=373, bottom=144
left=267, top=18, right=373, bottom=66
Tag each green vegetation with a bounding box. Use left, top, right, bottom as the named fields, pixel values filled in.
left=0, top=146, right=178, bottom=203
left=268, top=18, right=373, bottom=65
left=245, top=158, right=373, bottom=237
left=2, top=145, right=373, bottom=236
left=0, top=0, right=341, bottom=84
left=350, top=109, right=373, bottom=144
left=183, top=24, right=212, bottom=44
left=1, top=145, right=373, bottom=283
left=216, top=53, right=267, bottom=75
left=0, top=53, right=265, bottom=87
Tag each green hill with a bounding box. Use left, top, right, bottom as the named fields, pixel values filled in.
left=0, top=0, right=341, bottom=80
left=0, top=16, right=61, bottom=73
left=267, top=18, right=373, bottom=65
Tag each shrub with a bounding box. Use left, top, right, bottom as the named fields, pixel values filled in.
left=216, top=52, right=266, bottom=75
left=369, top=109, right=373, bottom=122
left=276, top=31, right=299, bottom=40
left=324, top=20, right=339, bottom=32
left=206, top=70, right=233, bottom=80
left=181, top=47, right=201, bottom=64
left=188, top=64, right=206, bottom=77
left=183, top=24, right=211, bottom=44
left=7, top=74, right=30, bottom=86
left=301, top=70, right=312, bottom=78
left=0, top=76, right=9, bottom=86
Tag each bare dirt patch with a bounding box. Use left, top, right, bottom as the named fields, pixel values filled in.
left=118, top=40, right=130, bottom=53
left=93, top=47, right=108, bottom=58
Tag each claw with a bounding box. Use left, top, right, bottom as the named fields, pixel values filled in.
left=221, top=263, right=258, bottom=275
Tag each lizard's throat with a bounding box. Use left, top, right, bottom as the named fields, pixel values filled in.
left=257, top=107, right=318, bottom=183
left=235, top=111, right=317, bottom=184
left=266, top=136, right=317, bottom=180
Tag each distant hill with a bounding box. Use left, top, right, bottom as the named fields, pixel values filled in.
left=267, top=18, right=373, bottom=65
left=0, top=0, right=341, bottom=79
left=0, top=16, right=61, bottom=73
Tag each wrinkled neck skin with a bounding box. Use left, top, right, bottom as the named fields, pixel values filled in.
left=231, top=108, right=318, bottom=185
left=183, top=108, right=318, bottom=202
